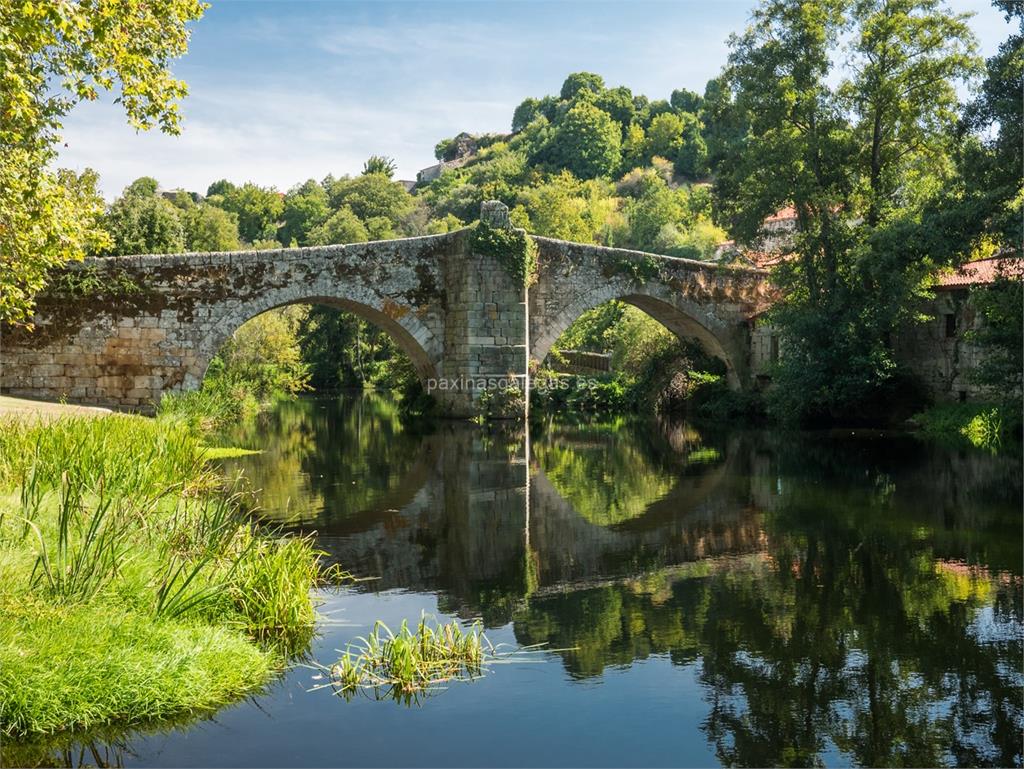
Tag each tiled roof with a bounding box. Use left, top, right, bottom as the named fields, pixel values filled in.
left=935, top=256, right=1023, bottom=288
left=764, top=206, right=797, bottom=223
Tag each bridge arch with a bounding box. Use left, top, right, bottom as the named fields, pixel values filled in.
left=531, top=284, right=745, bottom=389
left=529, top=237, right=772, bottom=391
left=190, top=284, right=443, bottom=392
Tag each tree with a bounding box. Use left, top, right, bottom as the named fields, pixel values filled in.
left=206, top=179, right=235, bottom=197
left=126, top=177, right=160, bottom=197
left=215, top=306, right=310, bottom=396
left=0, top=0, right=206, bottom=326
left=278, top=179, right=330, bottom=246
left=327, top=173, right=414, bottom=225
left=674, top=113, right=709, bottom=179
left=645, top=113, right=687, bottom=162
left=670, top=88, right=703, bottom=114
left=209, top=182, right=284, bottom=243
left=512, top=98, right=543, bottom=132
left=181, top=203, right=240, bottom=252
left=701, top=75, right=749, bottom=174
left=719, top=0, right=978, bottom=424
left=103, top=180, right=186, bottom=255
left=362, top=155, right=398, bottom=178
left=961, top=0, right=1023, bottom=248
left=539, top=102, right=622, bottom=180
left=620, top=123, right=648, bottom=170
left=559, top=72, right=605, bottom=101
left=514, top=171, right=618, bottom=243
left=0, top=167, right=109, bottom=323
left=622, top=172, right=689, bottom=251
left=846, top=0, right=979, bottom=226
left=595, top=86, right=636, bottom=130
left=307, top=206, right=369, bottom=246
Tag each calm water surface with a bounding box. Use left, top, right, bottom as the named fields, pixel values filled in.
left=14, top=395, right=1024, bottom=767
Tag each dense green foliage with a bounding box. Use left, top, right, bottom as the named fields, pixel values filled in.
left=0, top=0, right=206, bottom=326
left=716, top=0, right=1019, bottom=425
left=470, top=220, right=538, bottom=285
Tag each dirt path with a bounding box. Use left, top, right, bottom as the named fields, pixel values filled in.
left=0, top=395, right=112, bottom=421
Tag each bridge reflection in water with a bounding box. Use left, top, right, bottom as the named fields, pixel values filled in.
left=205, top=395, right=1024, bottom=768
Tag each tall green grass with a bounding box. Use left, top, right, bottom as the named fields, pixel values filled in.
left=0, top=413, right=330, bottom=740
left=157, top=376, right=262, bottom=432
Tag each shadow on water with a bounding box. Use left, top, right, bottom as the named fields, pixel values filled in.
left=8, top=394, right=1022, bottom=768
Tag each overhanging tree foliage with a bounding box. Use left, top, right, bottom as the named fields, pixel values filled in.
left=0, top=0, right=206, bottom=327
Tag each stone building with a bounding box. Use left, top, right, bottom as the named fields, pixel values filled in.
left=893, top=256, right=1021, bottom=402
left=749, top=255, right=1022, bottom=402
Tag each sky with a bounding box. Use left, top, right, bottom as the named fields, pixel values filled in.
left=56, top=0, right=1015, bottom=200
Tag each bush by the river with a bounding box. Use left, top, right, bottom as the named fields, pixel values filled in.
left=0, top=414, right=331, bottom=740
left=912, top=402, right=1022, bottom=451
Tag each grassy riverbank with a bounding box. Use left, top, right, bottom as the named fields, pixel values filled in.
left=0, top=413, right=328, bottom=740
left=912, top=402, right=1022, bottom=451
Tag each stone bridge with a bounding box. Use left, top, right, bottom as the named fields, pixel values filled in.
left=0, top=202, right=773, bottom=417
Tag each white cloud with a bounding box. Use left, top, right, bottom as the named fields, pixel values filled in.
left=314, top=20, right=530, bottom=58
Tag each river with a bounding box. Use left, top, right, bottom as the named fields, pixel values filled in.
left=18, top=395, right=1024, bottom=767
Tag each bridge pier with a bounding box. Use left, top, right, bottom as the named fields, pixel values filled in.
left=436, top=201, right=530, bottom=419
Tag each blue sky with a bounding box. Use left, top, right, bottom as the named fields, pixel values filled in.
left=58, top=0, right=1014, bottom=199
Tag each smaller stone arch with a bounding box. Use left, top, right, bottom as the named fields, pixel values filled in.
left=531, top=284, right=748, bottom=389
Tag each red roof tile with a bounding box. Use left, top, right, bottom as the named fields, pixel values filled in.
left=936, top=256, right=1023, bottom=288
left=764, top=206, right=798, bottom=223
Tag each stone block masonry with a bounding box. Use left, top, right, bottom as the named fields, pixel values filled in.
left=0, top=202, right=773, bottom=419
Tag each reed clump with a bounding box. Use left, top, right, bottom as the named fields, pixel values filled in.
left=0, top=414, right=330, bottom=740
left=329, top=617, right=490, bottom=702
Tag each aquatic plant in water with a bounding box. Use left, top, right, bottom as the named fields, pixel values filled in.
left=325, top=617, right=493, bottom=703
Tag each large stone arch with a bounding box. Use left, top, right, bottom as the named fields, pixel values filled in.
left=190, top=282, right=443, bottom=392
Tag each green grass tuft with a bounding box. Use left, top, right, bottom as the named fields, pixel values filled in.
left=329, top=616, right=490, bottom=702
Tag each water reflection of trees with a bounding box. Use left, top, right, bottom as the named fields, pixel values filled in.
left=217, top=399, right=1021, bottom=765
left=514, top=435, right=1023, bottom=768
left=532, top=420, right=723, bottom=527
left=217, top=395, right=427, bottom=525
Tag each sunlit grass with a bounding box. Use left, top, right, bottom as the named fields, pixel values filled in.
left=913, top=402, right=1009, bottom=451
left=0, top=414, right=332, bottom=739
left=200, top=446, right=263, bottom=460
left=321, top=615, right=559, bottom=705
